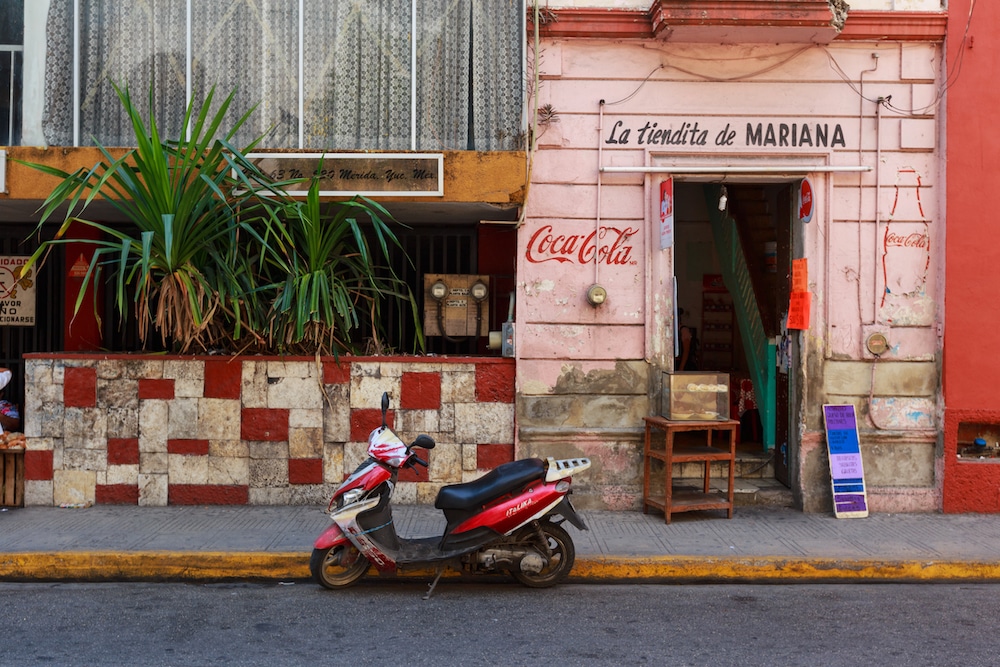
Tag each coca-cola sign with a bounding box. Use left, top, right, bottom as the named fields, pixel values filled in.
left=884, top=232, right=929, bottom=249
left=526, top=225, right=638, bottom=265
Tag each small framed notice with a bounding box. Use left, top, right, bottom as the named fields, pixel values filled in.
left=823, top=404, right=869, bottom=518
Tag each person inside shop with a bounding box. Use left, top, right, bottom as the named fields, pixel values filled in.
left=0, top=367, right=20, bottom=433
left=675, top=308, right=699, bottom=371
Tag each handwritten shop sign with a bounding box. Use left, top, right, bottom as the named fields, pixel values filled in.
left=605, top=119, right=848, bottom=149
left=247, top=153, right=443, bottom=196
left=0, top=256, right=35, bottom=326
left=823, top=404, right=869, bottom=519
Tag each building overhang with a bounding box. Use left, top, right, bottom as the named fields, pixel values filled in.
left=527, top=2, right=946, bottom=44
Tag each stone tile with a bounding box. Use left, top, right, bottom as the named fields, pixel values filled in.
left=290, top=407, right=323, bottom=429
left=441, top=369, right=476, bottom=403
left=267, top=375, right=322, bottom=410
left=288, top=485, right=330, bottom=505
left=105, top=463, right=139, bottom=485
left=249, top=441, right=288, bottom=460
left=62, top=448, right=107, bottom=471
left=120, top=359, right=163, bottom=380
left=267, top=360, right=313, bottom=378
left=454, top=402, right=514, bottom=444
left=63, top=408, right=108, bottom=449
left=343, top=441, right=369, bottom=474
left=164, top=359, right=205, bottom=382
left=168, top=453, right=209, bottom=485
left=289, top=427, right=323, bottom=459
left=107, top=407, right=139, bottom=439
left=323, top=442, right=344, bottom=484
left=249, top=487, right=290, bottom=505
left=209, top=439, right=249, bottom=458
left=241, top=361, right=268, bottom=408
left=351, top=372, right=398, bottom=410
left=53, top=469, right=96, bottom=506
left=23, top=479, right=53, bottom=506
left=98, top=378, right=139, bottom=409
left=138, top=473, right=167, bottom=506
left=323, top=384, right=351, bottom=442
left=416, top=482, right=444, bottom=505
left=197, top=398, right=241, bottom=440
left=36, top=403, right=65, bottom=438
left=428, top=441, right=462, bottom=483
left=462, top=443, right=478, bottom=471
left=249, top=459, right=288, bottom=488
left=26, top=437, right=55, bottom=451
left=174, top=378, right=205, bottom=399
left=208, top=456, right=249, bottom=486
left=393, top=482, right=418, bottom=505
left=139, top=453, right=168, bottom=474
left=396, top=409, right=439, bottom=438
left=167, top=398, right=199, bottom=439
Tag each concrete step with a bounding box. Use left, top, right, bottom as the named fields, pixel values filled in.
left=672, top=476, right=794, bottom=507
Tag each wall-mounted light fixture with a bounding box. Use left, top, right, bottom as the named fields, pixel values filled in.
left=587, top=284, right=608, bottom=307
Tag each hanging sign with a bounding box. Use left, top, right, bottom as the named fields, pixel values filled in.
left=658, top=178, right=674, bottom=250
left=823, top=404, right=869, bottom=518
left=0, top=256, right=36, bottom=326
left=798, top=178, right=814, bottom=223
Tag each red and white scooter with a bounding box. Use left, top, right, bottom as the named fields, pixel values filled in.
left=311, top=392, right=591, bottom=596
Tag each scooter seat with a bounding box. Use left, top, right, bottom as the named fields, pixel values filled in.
left=435, top=458, right=546, bottom=511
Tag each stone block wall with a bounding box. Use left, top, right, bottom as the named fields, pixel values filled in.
left=22, top=354, right=515, bottom=506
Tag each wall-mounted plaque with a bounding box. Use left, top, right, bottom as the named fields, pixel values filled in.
left=246, top=152, right=443, bottom=197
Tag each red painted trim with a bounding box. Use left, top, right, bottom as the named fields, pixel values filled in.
left=288, top=458, right=323, bottom=485
left=241, top=408, right=289, bottom=441
left=475, top=363, right=516, bottom=404
left=138, top=378, right=175, bottom=400
left=96, top=484, right=139, bottom=505
left=168, top=439, right=210, bottom=456
left=107, top=438, right=140, bottom=466
left=204, top=359, right=242, bottom=399
left=169, top=484, right=249, bottom=505
left=527, top=5, right=945, bottom=43
left=477, top=443, right=515, bottom=469
left=24, top=449, right=53, bottom=481
left=322, top=360, right=352, bottom=384
left=400, top=371, right=441, bottom=410
left=63, top=367, right=97, bottom=408
left=350, top=408, right=393, bottom=442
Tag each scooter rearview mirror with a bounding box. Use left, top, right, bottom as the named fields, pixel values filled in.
left=381, top=392, right=389, bottom=428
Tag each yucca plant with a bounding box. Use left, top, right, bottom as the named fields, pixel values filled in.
left=260, top=173, right=422, bottom=355
left=20, top=83, right=422, bottom=355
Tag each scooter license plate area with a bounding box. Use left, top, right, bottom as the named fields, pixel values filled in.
left=452, top=481, right=565, bottom=536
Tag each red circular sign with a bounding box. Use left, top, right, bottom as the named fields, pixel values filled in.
left=798, top=178, right=814, bottom=223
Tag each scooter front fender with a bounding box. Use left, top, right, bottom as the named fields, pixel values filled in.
left=314, top=522, right=349, bottom=550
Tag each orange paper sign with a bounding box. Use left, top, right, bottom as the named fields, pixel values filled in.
left=787, top=291, right=811, bottom=330
left=791, top=258, right=808, bottom=292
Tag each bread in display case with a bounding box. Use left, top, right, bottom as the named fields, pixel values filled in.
left=660, top=371, right=730, bottom=421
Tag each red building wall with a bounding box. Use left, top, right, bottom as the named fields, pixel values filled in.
left=943, top=0, right=1000, bottom=512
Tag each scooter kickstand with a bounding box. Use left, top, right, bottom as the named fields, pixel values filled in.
left=423, top=567, right=445, bottom=600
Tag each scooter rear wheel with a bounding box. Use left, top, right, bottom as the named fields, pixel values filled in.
left=310, top=545, right=370, bottom=589
left=510, top=521, right=576, bottom=588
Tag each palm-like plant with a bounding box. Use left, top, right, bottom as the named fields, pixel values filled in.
left=262, top=174, right=422, bottom=354
left=21, top=83, right=421, bottom=355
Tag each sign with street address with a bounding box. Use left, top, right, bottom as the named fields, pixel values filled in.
left=0, top=256, right=35, bottom=326
left=823, top=404, right=869, bottom=518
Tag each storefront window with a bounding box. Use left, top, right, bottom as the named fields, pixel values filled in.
left=41, top=0, right=523, bottom=151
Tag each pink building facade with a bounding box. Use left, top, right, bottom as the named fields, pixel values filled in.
left=516, top=2, right=947, bottom=512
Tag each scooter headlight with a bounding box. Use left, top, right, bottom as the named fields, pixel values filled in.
left=341, top=488, right=365, bottom=506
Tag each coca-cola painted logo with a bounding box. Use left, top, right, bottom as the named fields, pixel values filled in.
left=526, top=225, right=638, bottom=265
left=883, top=232, right=929, bottom=249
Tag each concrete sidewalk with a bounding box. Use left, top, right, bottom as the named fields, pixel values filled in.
left=2, top=503, right=1000, bottom=584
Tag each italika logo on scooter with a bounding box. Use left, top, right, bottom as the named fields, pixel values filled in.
left=311, top=392, right=591, bottom=597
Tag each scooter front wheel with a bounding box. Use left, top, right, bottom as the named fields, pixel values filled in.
left=310, top=545, right=370, bottom=589
left=510, top=521, right=576, bottom=589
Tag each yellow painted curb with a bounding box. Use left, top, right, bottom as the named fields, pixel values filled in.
left=571, top=555, right=1000, bottom=582
left=2, top=552, right=1000, bottom=583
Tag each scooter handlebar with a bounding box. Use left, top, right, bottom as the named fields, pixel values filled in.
left=409, top=454, right=429, bottom=468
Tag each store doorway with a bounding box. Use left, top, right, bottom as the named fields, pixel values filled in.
left=672, top=180, right=796, bottom=487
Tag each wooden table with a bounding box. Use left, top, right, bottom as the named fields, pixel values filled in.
left=641, top=416, right=739, bottom=523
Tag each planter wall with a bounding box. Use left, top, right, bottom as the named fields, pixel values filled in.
left=22, top=354, right=515, bottom=506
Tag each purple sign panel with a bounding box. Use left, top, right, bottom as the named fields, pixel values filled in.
left=823, top=405, right=869, bottom=518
